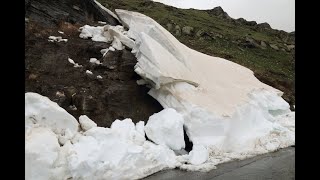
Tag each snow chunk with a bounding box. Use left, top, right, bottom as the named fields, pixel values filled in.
left=86, top=70, right=93, bottom=75
left=98, top=21, right=107, bottom=25
left=109, top=46, right=115, bottom=51
left=188, top=145, right=209, bottom=165
left=79, top=115, right=97, bottom=131
left=68, top=58, right=83, bottom=68
left=111, top=36, right=124, bottom=50
left=145, top=108, right=185, bottom=150
left=97, top=75, right=103, bottom=79
left=48, top=36, right=68, bottom=42
left=89, top=58, right=102, bottom=65
left=58, top=31, right=64, bottom=34
left=79, top=25, right=111, bottom=42
left=136, top=121, right=145, bottom=136
left=25, top=92, right=79, bottom=137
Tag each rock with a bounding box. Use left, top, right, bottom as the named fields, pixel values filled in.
left=256, top=22, right=271, bottom=30
left=145, top=108, right=185, bottom=150
left=208, top=6, right=231, bottom=20
left=210, top=31, right=223, bottom=38
left=236, top=18, right=257, bottom=26
left=175, top=25, right=181, bottom=36
left=196, top=29, right=204, bottom=37
left=182, top=26, right=194, bottom=36
left=260, top=41, right=267, bottom=48
left=242, top=36, right=260, bottom=48
left=166, top=23, right=173, bottom=31
left=25, top=0, right=120, bottom=28
left=270, top=44, right=279, bottom=50
left=286, top=44, right=295, bottom=51
left=79, top=115, right=97, bottom=131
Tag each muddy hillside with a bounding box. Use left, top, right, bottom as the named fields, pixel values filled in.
left=25, top=0, right=163, bottom=127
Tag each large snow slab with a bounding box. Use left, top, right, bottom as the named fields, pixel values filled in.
left=145, top=108, right=185, bottom=150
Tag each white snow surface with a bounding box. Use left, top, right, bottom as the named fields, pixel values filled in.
left=145, top=108, right=185, bottom=150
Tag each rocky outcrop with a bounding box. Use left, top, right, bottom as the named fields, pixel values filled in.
left=236, top=18, right=257, bottom=26
left=25, top=0, right=120, bottom=28
left=207, top=6, right=231, bottom=20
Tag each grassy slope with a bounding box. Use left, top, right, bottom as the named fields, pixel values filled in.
left=98, top=0, right=295, bottom=107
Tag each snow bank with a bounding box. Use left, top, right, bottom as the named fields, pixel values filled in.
left=145, top=108, right=185, bottom=150
left=26, top=93, right=180, bottom=180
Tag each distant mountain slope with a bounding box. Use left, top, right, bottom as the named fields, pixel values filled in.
left=98, top=0, right=295, bottom=108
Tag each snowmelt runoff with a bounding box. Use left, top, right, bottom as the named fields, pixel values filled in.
left=26, top=3, right=295, bottom=180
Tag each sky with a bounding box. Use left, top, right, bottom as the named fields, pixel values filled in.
left=152, top=0, right=295, bottom=32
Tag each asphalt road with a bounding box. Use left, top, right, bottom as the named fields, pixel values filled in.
left=143, top=147, right=295, bottom=180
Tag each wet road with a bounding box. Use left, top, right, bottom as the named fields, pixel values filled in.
left=143, top=147, right=295, bottom=180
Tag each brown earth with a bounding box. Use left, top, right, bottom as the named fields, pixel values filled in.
left=25, top=0, right=163, bottom=127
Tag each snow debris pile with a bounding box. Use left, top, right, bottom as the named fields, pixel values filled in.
left=26, top=92, right=180, bottom=180
left=48, top=36, right=68, bottom=42
left=27, top=4, right=295, bottom=180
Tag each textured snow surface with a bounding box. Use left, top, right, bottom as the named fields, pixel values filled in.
left=145, top=108, right=185, bottom=150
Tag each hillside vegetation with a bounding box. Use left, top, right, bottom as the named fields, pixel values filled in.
left=98, top=0, right=295, bottom=107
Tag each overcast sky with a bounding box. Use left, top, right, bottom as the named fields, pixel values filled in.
left=152, top=0, right=295, bottom=32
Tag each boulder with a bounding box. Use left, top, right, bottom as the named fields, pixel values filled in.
left=175, top=25, right=181, bottom=36
left=182, top=26, right=194, bottom=36
left=270, top=44, right=279, bottom=50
